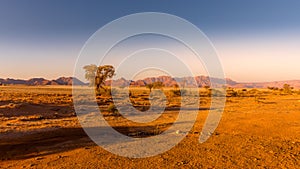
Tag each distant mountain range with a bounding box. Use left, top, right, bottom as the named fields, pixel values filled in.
left=105, top=76, right=300, bottom=89
left=0, top=77, right=86, bottom=86
left=1, top=76, right=300, bottom=88
left=105, top=76, right=237, bottom=88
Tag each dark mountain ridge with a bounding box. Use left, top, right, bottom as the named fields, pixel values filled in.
left=0, top=76, right=299, bottom=88
left=0, top=77, right=86, bottom=86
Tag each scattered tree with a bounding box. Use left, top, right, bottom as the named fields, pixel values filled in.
left=173, top=84, right=179, bottom=89
left=83, top=64, right=98, bottom=86
left=95, top=65, right=115, bottom=91
left=146, top=83, right=154, bottom=92
left=203, top=85, right=210, bottom=90
left=83, top=64, right=115, bottom=94
left=267, top=86, right=279, bottom=90
left=283, top=84, right=292, bottom=94
left=145, top=81, right=164, bottom=92
left=153, top=81, right=164, bottom=89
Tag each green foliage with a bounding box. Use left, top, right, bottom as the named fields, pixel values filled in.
left=95, top=65, right=115, bottom=90
left=83, top=64, right=98, bottom=86
left=83, top=64, right=115, bottom=95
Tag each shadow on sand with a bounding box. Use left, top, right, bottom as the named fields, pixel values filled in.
left=0, top=124, right=176, bottom=160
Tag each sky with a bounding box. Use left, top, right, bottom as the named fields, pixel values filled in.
left=0, top=0, right=300, bottom=82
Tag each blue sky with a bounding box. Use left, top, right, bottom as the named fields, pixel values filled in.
left=1, top=1, right=300, bottom=82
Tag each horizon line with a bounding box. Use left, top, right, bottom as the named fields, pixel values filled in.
left=1, top=75, right=300, bottom=84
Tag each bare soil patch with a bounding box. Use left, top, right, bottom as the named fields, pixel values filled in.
left=0, top=86, right=299, bottom=168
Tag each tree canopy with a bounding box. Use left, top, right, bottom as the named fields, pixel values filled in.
left=83, top=64, right=115, bottom=92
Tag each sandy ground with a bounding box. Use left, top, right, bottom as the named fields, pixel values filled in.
left=0, top=86, right=299, bottom=168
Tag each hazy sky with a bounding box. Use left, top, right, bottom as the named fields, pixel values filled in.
left=1, top=0, right=300, bottom=82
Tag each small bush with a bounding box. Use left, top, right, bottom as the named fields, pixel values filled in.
left=170, top=89, right=181, bottom=97
left=283, top=84, right=292, bottom=94
left=107, top=103, right=118, bottom=114
left=268, top=86, right=279, bottom=90
left=211, top=89, right=225, bottom=97
left=170, top=89, right=187, bottom=97
left=226, top=89, right=238, bottom=97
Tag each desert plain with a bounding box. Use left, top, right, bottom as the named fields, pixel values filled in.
left=0, top=85, right=299, bottom=168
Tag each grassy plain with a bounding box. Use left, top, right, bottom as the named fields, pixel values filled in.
left=0, top=85, right=299, bottom=168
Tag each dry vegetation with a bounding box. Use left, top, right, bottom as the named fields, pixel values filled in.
left=0, top=85, right=299, bottom=168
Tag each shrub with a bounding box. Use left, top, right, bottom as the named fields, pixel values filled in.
left=170, top=89, right=180, bottom=97
left=170, top=89, right=187, bottom=97
left=153, top=81, right=164, bottom=89
left=283, top=84, right=292, bottom=94
left=107, top=103, right=118, bottom=114
left=268, top=86, right=279, bottom=90
left=210, top=89, right=225, bottom=97
left=226, top=89, right=238, bottom=97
